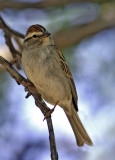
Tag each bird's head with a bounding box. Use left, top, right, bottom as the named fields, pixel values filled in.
left=24, top=24, right=52, bottom=47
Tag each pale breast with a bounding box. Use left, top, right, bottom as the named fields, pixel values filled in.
left=22, top=46, right=71, bottom=105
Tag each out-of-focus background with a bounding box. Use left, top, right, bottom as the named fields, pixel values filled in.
left=0, top=0, right=115, bottom=160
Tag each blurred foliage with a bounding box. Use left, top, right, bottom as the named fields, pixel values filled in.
left=0, top=72, right=11, bottom=124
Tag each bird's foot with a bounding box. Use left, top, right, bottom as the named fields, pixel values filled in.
left=43, top=101, right=59, bottom=121
left=10, top=57, right=19, bottom=65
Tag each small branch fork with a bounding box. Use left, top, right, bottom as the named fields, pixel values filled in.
left=0, top=16, right=58, bottom=160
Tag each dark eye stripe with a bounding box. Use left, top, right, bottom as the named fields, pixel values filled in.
left=24, top=34, right=44, bottom=42
left=24, top=37, right=32, bottom=42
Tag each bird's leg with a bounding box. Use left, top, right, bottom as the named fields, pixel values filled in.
left=43, top=101, right=59, bottom=121
left=10, top=57, right=19, bottom=65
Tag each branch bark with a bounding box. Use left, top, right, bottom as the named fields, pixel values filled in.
left=0, top=56, right=58, bottom=160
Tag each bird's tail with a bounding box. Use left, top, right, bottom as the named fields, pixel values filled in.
left=64, top=106, right=93, bottom=146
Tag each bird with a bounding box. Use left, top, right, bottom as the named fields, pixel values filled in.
left=22, top=24, right=93, bottom=146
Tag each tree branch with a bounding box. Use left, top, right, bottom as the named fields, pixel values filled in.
left=54, top=2, right=115, bottom=49
left=0, top=15, right=59, bottom=159
left=0, top=16, right=24, bottom=69
left=0, top=0, right=111, bottom=9
left=54, top=17, right=115, bottom=49
left=1, top=1, right=115, bottom=51
left=0, top=16, right=24, bottom=38
left=0, top=56, right=58, bottom=160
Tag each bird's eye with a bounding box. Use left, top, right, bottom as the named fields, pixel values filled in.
left=33, top=35, right=37, bottom=38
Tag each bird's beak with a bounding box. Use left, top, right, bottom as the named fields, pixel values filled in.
left=42, top=32, right=51, bottom=38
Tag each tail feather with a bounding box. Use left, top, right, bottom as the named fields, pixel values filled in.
left=64, top=106, right=93, bottom=146
left=67, top=115, right=84, bottom=146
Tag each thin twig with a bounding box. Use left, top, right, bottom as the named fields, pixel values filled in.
left=47, top=118, right=58, bottom=160
left=0, top=56, right=58, bottom=160
left=4, top=32, right=21, bottom=69
left=0, top=16, right=23, bottom=69
left=0, top=16, right=24, bottom=38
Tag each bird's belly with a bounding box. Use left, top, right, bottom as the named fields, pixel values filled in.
left=24, top=62, right=66, bottom=105
left=35, top=74, right=66, bottom=105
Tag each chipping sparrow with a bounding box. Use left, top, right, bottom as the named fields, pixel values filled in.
left=22, top=24, right=93, bottom=146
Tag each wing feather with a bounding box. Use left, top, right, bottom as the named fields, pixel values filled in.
left=54, top=46, right=78, bottom=111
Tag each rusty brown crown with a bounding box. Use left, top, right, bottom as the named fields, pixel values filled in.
left=26, top=24, right=46, bottom=35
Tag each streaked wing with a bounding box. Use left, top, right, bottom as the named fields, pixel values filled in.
left=54, top=47, right=78, bottom=111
